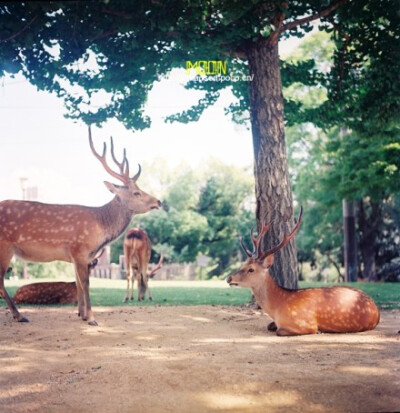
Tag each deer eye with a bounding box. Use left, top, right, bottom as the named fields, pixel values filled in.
left=248, top=268, right=255, bottom=273
left=133, top=192, right=141, bottom=197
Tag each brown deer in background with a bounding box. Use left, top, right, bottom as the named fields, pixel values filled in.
left=227, top=207, right=380, bottom=336
left=0, top=127, right=161, bottom=325
left=123, top=227, right=163, bottom=301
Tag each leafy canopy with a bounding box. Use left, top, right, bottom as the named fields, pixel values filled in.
left=0, top=0, right=354, bottom=129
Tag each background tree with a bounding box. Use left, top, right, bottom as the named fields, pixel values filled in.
left=319, top=0, right=400, bottom=280
left=197, top=162, right=254, bottom=274
left=284, top=16, right=400, bottom=281
left=0, top=0, right=356, bottom=288
left=110, top=161, right=255, bottom=277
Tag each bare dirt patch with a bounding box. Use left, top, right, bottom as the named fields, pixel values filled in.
left=1, top=306, right=399, bottom=413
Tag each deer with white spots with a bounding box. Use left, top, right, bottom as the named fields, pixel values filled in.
left=0, top=127, right=161, bottom=325
left=13, top=281, right=78, bottom=305
left=123, top=227, right=163, bottom=302
left=227, top=207, right=380, bottom=336
left=11, top=253, right=103, bottom=305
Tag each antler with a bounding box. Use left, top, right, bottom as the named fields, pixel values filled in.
left=258, top=206, right=303, bottom=261
left=110, top=136, right=130, bottom=179
left=149, top=250, right=164, bottom=278
left=240, top=221, right=273, bottom=258
left=240, top=207, right=303, bottom=261
left=88, top=126, right=142, bottom=184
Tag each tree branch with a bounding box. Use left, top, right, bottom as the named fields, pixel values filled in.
left=281, top=0, right=348, bottom=33
left=269, top=2, right=289, bottom=45
left=0, top=15, right=38, bottom=43
left=103, top=9, right=134, bottom=19
left=91, top=29, right=120, bottom=42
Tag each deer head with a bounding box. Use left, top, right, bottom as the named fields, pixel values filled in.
left=227, top=207, right=303, bottom=288
left=89, top=126, right=161, bottom=214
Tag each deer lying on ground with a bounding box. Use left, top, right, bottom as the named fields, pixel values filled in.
left=0, top=127, right=161, bottom=325
left=123, top=227, right=163, bottom=301
left=13, top=281, right=77, bottom=305
left=227, top=207, right=380, bottom=336
left=11, top=252, right=103, bottom=305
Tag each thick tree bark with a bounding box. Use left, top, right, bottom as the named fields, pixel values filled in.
left=343, top=199, right=358, bottom=282
left=246, top=37, right=298, bottom=289
left=358, top=199, right=380, bottom=281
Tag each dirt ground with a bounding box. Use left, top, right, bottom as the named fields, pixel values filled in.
left=1, top=305, right=399, bottom=413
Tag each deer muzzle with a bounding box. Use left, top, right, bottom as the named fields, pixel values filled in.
left=226, top=275, right=238, bottom=286
left=150, top=200, right=163, bottom=210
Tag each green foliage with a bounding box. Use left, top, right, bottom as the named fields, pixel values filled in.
left=285, top=26, right=400, bottom=280
left=110, top=160, right=255, bottom=274
left=197, top=162, right=255, bottom=272
left=8, top=260, right=75, bottom=279
left=0, top=0, right=359, bottom=129
left=324, top=0, right=400, bottom=133
left=322, top=130, right=400, bottom=201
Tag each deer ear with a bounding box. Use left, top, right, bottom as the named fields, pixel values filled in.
left=261, top=255, right=274, bottom=269
left=104, top=181, right=118, bottom=194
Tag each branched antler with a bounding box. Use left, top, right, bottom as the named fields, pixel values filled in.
left=241, top=207, right=303, bottom=261
left=88, top=126, right=141, bottom=183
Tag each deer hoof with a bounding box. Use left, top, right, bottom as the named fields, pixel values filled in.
left=88, top=320, right=98, bottom=326
left=267, top=321, right=277, bottom=332
left=18, top=316, right=29, bottom=323
left=149, top=297, right=153, bottom=301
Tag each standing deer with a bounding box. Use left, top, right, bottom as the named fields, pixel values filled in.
left=0, top=127, right=161, bottom=325
left=227, top=207, right=380, bottom=336
left=123, top=227, right=163, bottom=301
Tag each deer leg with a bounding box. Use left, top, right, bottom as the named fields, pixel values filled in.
left=276, top=325, right=318, bottom=336
left=138, top=273, right=145, bottom=301
left=135, top=270, right=140, bottom=301
left=74, top=262, right=97, bottom=326
left=124, top=269, right=131, bottom=303
left=130, top=268, right=136, bottom=300
left=123, top=253, right=131, bottom=302
left=138, top=263, right=149, bottom=301
left=0, top=248, right=29, bottom=323
left=75, top=274, right=85, bottom=318
left=0, top=252, right=28, bottom=322
left=276, top=327, right=300, bottom=336
left=147, top=283, right=152, bottom=301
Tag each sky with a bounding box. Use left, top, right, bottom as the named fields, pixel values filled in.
left=0, top=39, right=299, bottom=207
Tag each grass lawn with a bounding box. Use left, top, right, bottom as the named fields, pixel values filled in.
left=1, top=278, right=399, bottom=309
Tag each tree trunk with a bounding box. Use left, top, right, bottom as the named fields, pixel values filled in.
left=343, top=199, right=358, bottom=282
left=358, top=199, right=380, bottom=281
left=246, top=37, right=297, bottom=289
